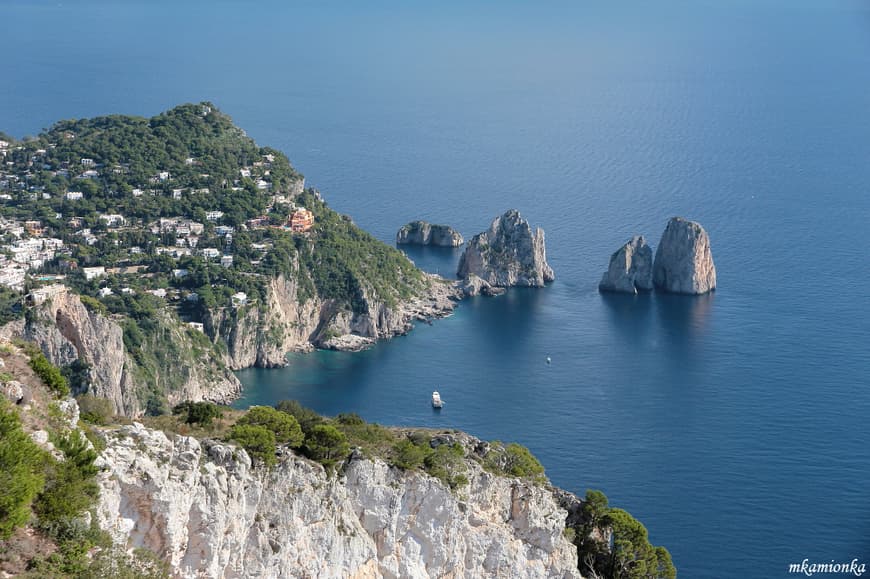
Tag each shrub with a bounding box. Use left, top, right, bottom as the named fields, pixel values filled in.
left=304, top=424, right=349, bottom=466
left=28, top=351, right=69, bottom=397
left=77, top=394, right=115, bottom=425
left=392, top=438, right=431, bottom=470
left=237, top=406, right=303, bottom=447
left=0, top=401, right=46, bottom=539
left=227, top=424, right=276, bottom=467
left=34, top=430, right=100, bottom=528
left=173, top=401, right=223, bottom=426
left=335, top=412, right=365, bottom=426
left=275, top=399, right=323, bottom=433
left=503, top=443, right=545, bottom=479
left=423, top=443, right=468, bottom=489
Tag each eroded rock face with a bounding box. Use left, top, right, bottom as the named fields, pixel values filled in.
left=598, top=236, right=653, bottom=294
left=653, top=217, right=717, bottom=295
left=396, top=221, right=464, bottom=247
left=457, top=210, right=555, bottom=287
left=20, top=289, right=240, bottom=416
left=95, top=423, right=583, bottom=579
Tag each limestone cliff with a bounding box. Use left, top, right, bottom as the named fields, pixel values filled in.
left=95, top=423, right=583, bottom=579
left=457, top=210, right=555, bottom=287
left=208, top=273, right=461, bottom=367
left=652, top=217, right=717, bottom=295
left=10, top=289, right=240, bottom=416
left=396, top=221, right=464, bottom=247
left=598, top=236, right=653, bottom=294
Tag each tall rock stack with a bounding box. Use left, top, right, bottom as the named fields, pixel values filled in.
left=652, top=217, right=716, bottom=294
left=457, top=209, right=555, bottom=287
left=598, top=235, right=654, bottom=294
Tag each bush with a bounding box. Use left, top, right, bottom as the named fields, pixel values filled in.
left=227, top=424, right=276, bottom=467
left=34, top=431, right=100, bottom=528
left=335, top=412, right=365, bottom=426
left=275, top=399, right=323, bottom=433
left=173, top=401, right=223, bottom=426
left=28, top=351, right=69, bottom=397
left=304, top=424, right=349, bottom=466
left=423, top=443, right=468, bottom=489
left=77, top=394, right=115, bottom=425
left=503, top=443, right=545, bottom=479
left=236, top=406, right=303, bottom=447
left=0, top=401, right=47, bottom=539
left=392, top=438, right=431, bottom=470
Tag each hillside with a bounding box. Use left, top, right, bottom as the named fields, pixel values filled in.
left=0, top=104, right=459, bottom=414
left=0, top=341, right=674, bottom=578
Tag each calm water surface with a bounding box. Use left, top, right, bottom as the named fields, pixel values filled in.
left=3, top=1, right=870, bottom=576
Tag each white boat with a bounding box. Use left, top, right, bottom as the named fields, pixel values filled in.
left=431, top=391, right=443, bottom=408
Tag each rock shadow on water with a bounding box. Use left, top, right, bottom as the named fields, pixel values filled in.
left=653, top=292, right=715, bottom=374
left=600, top=291, right=654, bottom=347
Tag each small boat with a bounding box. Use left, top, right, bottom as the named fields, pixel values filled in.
left=431, top=391, right=443, bottom=408
left=546, top=356, right=551, bottom=364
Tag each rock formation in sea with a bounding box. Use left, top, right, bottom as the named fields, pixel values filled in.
left=96, top=423, right=583, bottom=579
left=459, top=273, right=507, bottom=297
left=396, top=220, right=464, bottom=247
left=652, top=217, right=717, bottom=294
left=457, top=209, right=555, bottom=287
left=598, top=235, right=654, bottom=294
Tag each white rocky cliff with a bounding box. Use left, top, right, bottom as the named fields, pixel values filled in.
left=652, top=217, right=717, bottom=295
left=598, top=236, right=654, bottom=294
left=95, top=423, right=583, bottom=579
left=457, top=210, right=555, bottom=288
left=2, top=288, right=240, bottom=416
left=396, top=221, right=464, bottom=247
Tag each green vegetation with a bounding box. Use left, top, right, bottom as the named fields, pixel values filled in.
left=236, top=406, right=303, bottom=447
left=275, top=399, right=324, bottom=432
left=0, top=286, right=24, bottom=325
left=572, top=489, right=676, bottom=579
left=173, top=401, right=223, bottom=426
left=303, top=424, right=350, bottom=467
left=0, top=401, right=46, bottom=539
left=34, top=431, right=99, bottom=530
left=28, top=351, right=70, bottom=397
left=227, top=424, right=277, bottom=467
left=76, top=394, right=114, bottom=425
left=482, top=441, right=546, bottom=482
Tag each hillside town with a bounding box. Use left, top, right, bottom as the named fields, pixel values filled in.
left=0, top=127, right=312, bottom=306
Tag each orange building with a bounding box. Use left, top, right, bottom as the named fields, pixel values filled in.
left=289, top=208, right=314, bottom=233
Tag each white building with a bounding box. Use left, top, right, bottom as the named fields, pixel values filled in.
left=99, top=214, right=126, bottom=227
left=83, top=266, right=106, bottom=281
left=201, top=248, right=220, bottom=259
left=66, top=191, right=83, bottom=200
left=220, top=255, right=233, bottom=268
left=206, top=211, right=224, bottom=222
left=231, top=292, right=247, bottom=307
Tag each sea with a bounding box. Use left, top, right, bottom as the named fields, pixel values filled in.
left=2, top=1, right=869, bottom=576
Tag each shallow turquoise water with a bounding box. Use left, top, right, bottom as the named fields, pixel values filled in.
left=3, top=1, right=870, bottom=576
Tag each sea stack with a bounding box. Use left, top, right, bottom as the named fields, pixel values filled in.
left=457, top=209, right=555, bottom=287
left=652, top=217, right=716, bottom=294
left=598, top=235, right=653, bottom=294
left=396, top=221, right=464, bottom=247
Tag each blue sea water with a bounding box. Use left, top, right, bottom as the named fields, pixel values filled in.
left=3, top=1, right=870, bottom=576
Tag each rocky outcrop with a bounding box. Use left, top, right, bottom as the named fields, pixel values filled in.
left=95, top=423, right=583, bottom=579
left=653, top=217, right=717, bottom=295
left=210, top=272, right=461, bottom=364
left=17, top=289, right=240, bottom=416
left=460, top=274, right=506, bottom=298
left=457, top=210, right=555, bottom=287
left=396, top=221, right=464, bottom=247
left=598, top=236, right=653, bottom=294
